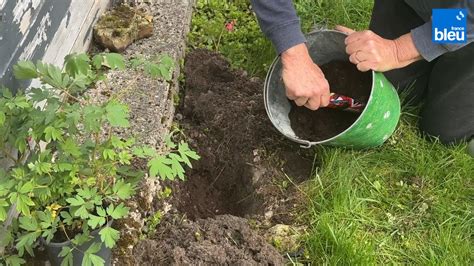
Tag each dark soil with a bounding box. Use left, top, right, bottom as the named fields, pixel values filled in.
left=320, top=60, right=372, bottom=101
left=133, top=215, right=284, bottom=265
left=173, top=49, right=313, bottom=221
left=289, top=60, right=372, bottom=141
left=51, top=225, right=82, bottom=243
left=131, top=49, right=314, bottom=265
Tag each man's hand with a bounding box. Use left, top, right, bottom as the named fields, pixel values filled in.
left=335, top=25, right=422, bottom=72
left=281, top=43, right=330, bottom=110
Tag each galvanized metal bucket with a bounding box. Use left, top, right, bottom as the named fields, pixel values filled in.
left=264, top=30, right=401, bottom=149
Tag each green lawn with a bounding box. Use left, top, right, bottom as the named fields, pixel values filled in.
left=189, top=0, right=473, bottom=264
left=305, top=115, right=473, bottom=264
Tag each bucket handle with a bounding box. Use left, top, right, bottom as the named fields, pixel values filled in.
left=300, top=142, right=312, bottom=149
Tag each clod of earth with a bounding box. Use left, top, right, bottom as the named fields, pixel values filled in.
left=265, top=224, right=306, bottom=253
left=132, top=215, right=285, bottom=265
left=289, top=60, right=372, bottom=141
left=94, top=5, right=153, bottom=52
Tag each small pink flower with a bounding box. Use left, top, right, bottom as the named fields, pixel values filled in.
left=225, top=19, right=236, bottom=32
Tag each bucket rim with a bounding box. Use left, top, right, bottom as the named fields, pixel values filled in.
left=263, top=29, right=376, bottom=148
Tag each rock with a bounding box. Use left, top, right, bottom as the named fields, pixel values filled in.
left=266, top=224, right=305, bottom=253
left=94, top=5, right=154, bottom=52
left=138, top=178, right=162, bottom=210
left=264, top=210, right=274, bottom=220
left=250, top=76, right=261, bottom=83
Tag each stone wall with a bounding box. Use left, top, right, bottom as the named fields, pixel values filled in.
left=89, top=0, right=194, bottom=150
left=89, top=1, right=195, bottom=262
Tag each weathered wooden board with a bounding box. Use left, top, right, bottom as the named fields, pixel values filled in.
left=0, top=0, right=112, bottom=243
left=0, top=0, right=111, bottom=90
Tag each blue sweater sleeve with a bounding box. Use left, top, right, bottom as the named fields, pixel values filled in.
left=251, top=0, right=306, bottom=54
left=406, top=0, right=474, bottom=61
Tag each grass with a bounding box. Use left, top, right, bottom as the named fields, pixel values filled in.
left=189, top=0, right=473, bottom=264
left=304, top=113, right=473, bottom=264
left=295, top=0, right=373, bottom=31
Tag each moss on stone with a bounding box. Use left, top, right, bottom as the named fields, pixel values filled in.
left=94, top=5, right=154, bottom=52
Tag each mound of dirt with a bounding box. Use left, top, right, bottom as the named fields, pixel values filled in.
left=174, top=50, right=271, bottom=219
left=289, top=60, right=372, bottom=141
left=173, top=49, right=313, bottom=222
left=133, top=215, right=285, bottom=265
left=131, top=49, right=314, bottom=264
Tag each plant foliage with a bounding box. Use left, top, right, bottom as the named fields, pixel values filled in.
left=188, top=0, right=275, bottom=77
left=0, top=53, right=198, bottom=265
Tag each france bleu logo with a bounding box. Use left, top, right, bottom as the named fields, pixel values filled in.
left=432, top=9, right=467, bottom=44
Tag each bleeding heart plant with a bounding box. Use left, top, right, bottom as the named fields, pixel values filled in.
left=0, top=53, right=199, bottom=266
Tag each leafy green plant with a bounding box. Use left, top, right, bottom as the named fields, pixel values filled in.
left=0, top=53, right=198, bottom=265
left=188, top=0, right=372, bottom=78
left=188, top=0, right=275, bottom=77
left=130, top=54, right=174, bottom=80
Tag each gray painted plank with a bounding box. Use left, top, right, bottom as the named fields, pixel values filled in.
left=0, top=0, right=111, bottom=90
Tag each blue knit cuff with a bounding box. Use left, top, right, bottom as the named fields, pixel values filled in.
left=266, top=20, right=307, bottom=54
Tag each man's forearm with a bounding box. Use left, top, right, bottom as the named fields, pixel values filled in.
left=281, top=43, right=309, bottom=62
left=394, top=32, right=422, bottom=67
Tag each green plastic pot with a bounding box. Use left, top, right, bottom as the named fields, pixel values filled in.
left=264, top=30, right=401, bottom=149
